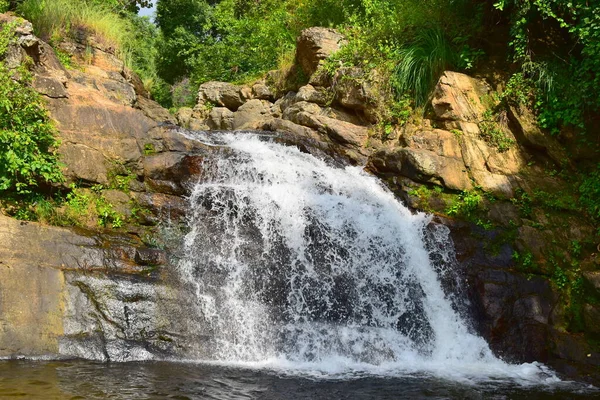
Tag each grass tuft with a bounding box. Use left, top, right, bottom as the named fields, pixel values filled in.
left=391, top=28, right=457, bottom=107
left=18, top=0, right=133, bottom=60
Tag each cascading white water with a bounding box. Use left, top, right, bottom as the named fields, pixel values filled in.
left=179, top=132, right=558, bottom=384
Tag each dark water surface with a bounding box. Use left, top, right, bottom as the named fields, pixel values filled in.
left=0, top=360, right=596, bottom=399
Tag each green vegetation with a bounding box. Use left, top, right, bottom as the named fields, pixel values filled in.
left=390, top=28, right=459, bottom=107
left=579, top=165, right=600, bottom=223
left=512, top=250, right=537, bottom=273
left=18, top=0, right=133, bottom=54
left=152, top=0, right=483, bottom=110
left=0, top=22, right=63, bottom=194
left=478, top=120, right=515, bottom=152
left=5, top=184, right=124, bottom=229
left=15, top=0, right=164, bottom=104
left=446, top=190, right=482, bottom=218
left=495, top=0, right=600, bottom=136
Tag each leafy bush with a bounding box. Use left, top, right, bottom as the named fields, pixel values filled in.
left=157, top=0, right=295, bottom=85
left=579, top=165, right=600, bottom=221
left=446, top=190, right=482, bottom=217
left=154, top=0, right=483, bottom=104
left=495, top=0, right=600, bottom=135
left=0, top=23, right=63, bottom=194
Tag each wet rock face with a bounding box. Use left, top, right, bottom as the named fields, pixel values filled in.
left=0, top=214, right=210, bottom=361
left=444, top=218, right=600, bottom=384
left=0, top=15, right=224, bottom=361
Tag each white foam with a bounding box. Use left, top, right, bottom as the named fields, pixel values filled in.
left=178, top=132, right=562, bottom=386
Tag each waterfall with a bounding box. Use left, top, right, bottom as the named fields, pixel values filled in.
left=178, top=132, right=557, bottom=383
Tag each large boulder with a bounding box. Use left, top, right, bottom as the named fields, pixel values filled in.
left=333, top=67, right=377, bottom=112
left=135, top=96, right=177, bottom=124
left=252, top=81, right=273, bottom=100
left=207, top=107, right=234, bottom=130
left=197, top=81, right=248, bottom=111
left=295, top=84, right=331, bottom=106
left=370, top=147, right=472, bottom=191
left=232, top=99, right=273, bottom=130
left=507, top=104, right=569, bottom=167
left=0, top=213, right=204, bottom=362
left=432, top=71, right=491, bottom=122
left=296, top=27, right=346, bottom=78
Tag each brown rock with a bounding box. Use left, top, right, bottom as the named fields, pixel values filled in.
left=291, top=111, right=369, bottom=148
left=400, top=148, right=472, bottom=191
left=262, top=118, right=321, bottom=141
left=369, top=147, right=472, bottom=191
left=132, top=192, right=188, bottom=223
left=101, top=79, right=136, bottom=106
left=197, top=81, right=245, bottom=111
left=319, top=116, right=369, bottom=147
left=207, top=107, right=234, bottom=130
left=143, top=153, right=186, bottom=180
left=134, top=248, right=168, bottom=266
left=322, top=107, right=366, bottom=126
left=403, top=128, right=462, bottom=159
left=507, top=104, right=569, bottom=167
left=583, top=304, right=600, bottom=334
left=432, top=71, right=491, bottom=122
left=252, top=82, right=273, bottom=100
left=232, top=99, right=272, bottom=130
left=33, top=76, right=68, bottom=98
left=296, top=27, right=346, bottom=78
left=0, top=14, right=69, bottom=83
left=333, top=67, right=376, bottom=111
left=123, top=67, right=148, bottom=97
left=240, top=86, right=253, bottom=101
left=176, top=107, right=194, bottom=128
left=273, top=91, right=299, bottom=114
left=102, top=189, right=132, bottom=216
left=282, top=101, right=323, bottom=124
left=296, top=84, right=331, bottom=106
left=135, top=96, right=177, bottom=124
left=59, top=143, right=108, bottom=184
left=583, top=271, right=600, bottom=293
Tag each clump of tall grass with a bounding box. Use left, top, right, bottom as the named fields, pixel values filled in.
left=391, top=28, right=458, bottom=107
left=18, top=0, right=133, bottom=58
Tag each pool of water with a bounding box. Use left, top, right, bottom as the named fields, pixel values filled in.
left=0, top=360, right=596, bottom=399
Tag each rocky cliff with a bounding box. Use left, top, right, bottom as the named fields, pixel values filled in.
left=169, top=27, right=600, bottom=382
left=0, top=17, right=598, bottom=384
left=0, top=14, right=214, bottom=361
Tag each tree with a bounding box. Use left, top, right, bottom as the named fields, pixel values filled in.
left=154, top=0, right=214, bottom=82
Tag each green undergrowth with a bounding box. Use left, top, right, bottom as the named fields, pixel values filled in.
left=4, top=184, right=121, bottom=229
left=478, top=110, right=515, bottom=152
left=15, top=0, right=169, bottom=108
left=406, top=177, right=598, bottom=336
left=18, top=0, right=132, bottom=59
left=0, top=22, right=63, bottom=195
left=406, top=184, right=495, bottom=230
left=496, top=1, right=600, bottom=138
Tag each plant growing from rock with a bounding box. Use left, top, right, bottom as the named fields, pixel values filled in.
left=446, top=190, right=482, bottom=218
left=0, top=22, right=63, bottom=195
